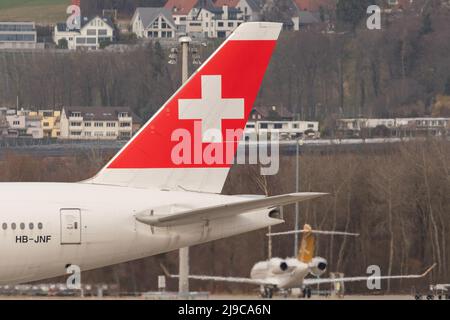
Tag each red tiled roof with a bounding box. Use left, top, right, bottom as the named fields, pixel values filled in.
left=165, top=0, right=199, bottom=15
left=214, top=0, right=240, bottom=7
left=293, top=0, right=336, bottom=12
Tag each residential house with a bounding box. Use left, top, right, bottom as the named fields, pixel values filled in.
left=25, top=114, right=44, bottom=139
left=60, top=107, right=138, bottom=140
left=39, top=110, right=61, bottom=138
left=188, top=0, right=244, bottom=38
left=250, top=106, right=294, bottom=121
left=215, top=0, right=264, bottom=22
left=165, top=0, right=199, bottom=26
left=54, top=16, right=115, bottom=50
left=293, top=0, right=336, bottom=12
left=247, top=106, right=319, bottom=139
left=0, top=22, right=42, bottom=49
left=131, top=7, right=177, bottom=39
left=290, top=0, right=335, bottom=30
left=6, top=111, right=26, bottom=137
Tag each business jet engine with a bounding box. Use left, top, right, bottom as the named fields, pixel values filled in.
left=269, top=258, right=291, bottom=274
left=308, top=257, right=328, bottom=276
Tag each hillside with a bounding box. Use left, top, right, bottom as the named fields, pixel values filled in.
left=0, top=0, right=68, bottom=24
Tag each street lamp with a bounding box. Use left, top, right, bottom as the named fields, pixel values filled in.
left=294, top=138, right=304, bottom=256
left=168, top=35, right=205, bottom=295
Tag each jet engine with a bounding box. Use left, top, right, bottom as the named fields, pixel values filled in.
left=308, top=257, right=328, bottom=276
left=269, top=258, right=290, bottom=274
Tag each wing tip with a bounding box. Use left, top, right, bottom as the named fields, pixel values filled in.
left=422, top=263, right=437, bottom=277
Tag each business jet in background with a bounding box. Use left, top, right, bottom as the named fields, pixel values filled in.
left=165, top=224, right=435, bottom=298
left=0, top=22, right=329, bottom=285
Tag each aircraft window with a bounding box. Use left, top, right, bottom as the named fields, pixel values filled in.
left=20, top=223, right=25, bottom=230
left=11, top=223, right=16, bottom=230
left=2, top=223, right=6, bottom=230
left=29, top=223, right=34, bottom=230
left=38, top=223, right=43, bottom=230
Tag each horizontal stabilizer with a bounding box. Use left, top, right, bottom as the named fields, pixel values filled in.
left=267, top=230, right=360, bottom=237
left=136, top=192, right=326, bottom=227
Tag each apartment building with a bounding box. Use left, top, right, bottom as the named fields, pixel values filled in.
left=0, top=22, right=40, bottom=49
left=60, top=107, right=138, bottom=140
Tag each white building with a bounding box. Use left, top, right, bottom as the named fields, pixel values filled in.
left=131, top=7, right=177, bottom=39
left=0, top=22, right=41, bottom=49
left=216, top=0, right=264, bottom=22
left=5, top=109, right=44, bottom=139
left=54, top=16, right=114, bottom=50
left=336, top=117, right=450, bottom=137
left=245, top=120, right=320, bottom=140
left=60, top=107, right=137, bottom=140
left=166, top=0, right=244, bottom=38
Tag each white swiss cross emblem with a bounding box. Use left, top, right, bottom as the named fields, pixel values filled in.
left=178, top=75, right=245, bottom=143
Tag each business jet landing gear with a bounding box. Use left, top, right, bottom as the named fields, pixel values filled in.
left=260, top=286, right=274, bottom=299
left=302, top=287, right=312, bottom=299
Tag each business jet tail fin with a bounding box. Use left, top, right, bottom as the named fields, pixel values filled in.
left=87, top=22, right=282, bottom=193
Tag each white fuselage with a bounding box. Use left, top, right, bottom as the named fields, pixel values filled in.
left=250, top=258, right=310, bottom=289
left=0, top=183, right=282, bottom=285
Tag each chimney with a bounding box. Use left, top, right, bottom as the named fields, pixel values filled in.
left=223, top=5, right=229, bottom=20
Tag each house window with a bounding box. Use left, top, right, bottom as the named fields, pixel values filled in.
left=161, top=20, right=168, bottom=29
left=228, top=22, right=234, bottom=27
left=43, top=122, right=50, bottom=127
left=76, top=37, right=86, bottom=44
left=119, top=112, right=129, bottom=118
left=98, top=29, right=107, bottom=36
left=70, top=122, right=82, bottom=126
left=71, top=112, right=81, bottom=117
left=13, top=121, right=20, bottom=125
left=274, top=123, right=283, bottom=129
left=162, top=31, right=168, bottom=38
left=120, top=122, right=131, bottom=127
left=106, top=122, right=116, bottom=127
left=218, top=22, right=224, bottom=27
left=94, top=122, right=104, bottom=127
left=260, top=123, right=268, bottom=129
left=152, top=20, right=159, bottom=28
left=70, top=131, right=82, bottom=136
left=84, top=122, right=91, bottom=127
left=87, top=29, right=96, bottom=36
left=86, top=37, right=96, bottom=44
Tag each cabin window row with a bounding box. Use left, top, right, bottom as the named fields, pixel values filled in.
left=1, top=222, right=43, bottom=230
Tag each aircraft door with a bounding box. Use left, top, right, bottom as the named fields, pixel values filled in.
left=60, top=209, right=81, bottom=245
